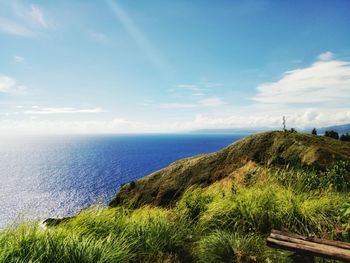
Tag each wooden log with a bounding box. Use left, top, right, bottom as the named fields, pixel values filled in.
left=267, top=230, right=350, bottom=262
left=270, top=233, right=350, bottom=254
left=267, top=237, right=350, bottom=261
left=271, top=229, right=350, bottom=250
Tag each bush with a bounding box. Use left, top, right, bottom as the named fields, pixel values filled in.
left=272, top=167, right=323, bottom=192
left=195, top=231, right=269, bottom=263
left=339, top=202, right=350, bottom=241
left=325, top=160, right=350, bottom=191
left=176, top=187, right=213, bottom=222
left=200, top=183, right=341, bottom=236
left=290, top=128, right=297, bottom=133
left=324, top=130, right=339, bottom=140
left=340, top=133, right=350, bottom=142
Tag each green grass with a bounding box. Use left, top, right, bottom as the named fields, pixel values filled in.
left=1, top=163, right=350, bottom=262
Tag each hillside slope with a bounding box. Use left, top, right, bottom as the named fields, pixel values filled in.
left=110, top=131, right=350, bottom=208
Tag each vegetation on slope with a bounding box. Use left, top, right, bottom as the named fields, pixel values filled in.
left=1, top=162, right=350, bottom=262
left=1, top=131, right=350, bottom=263
left=110, top=131, right=350, bottom=208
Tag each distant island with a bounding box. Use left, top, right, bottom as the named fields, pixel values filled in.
left=1, top=131, right=350, bottom=262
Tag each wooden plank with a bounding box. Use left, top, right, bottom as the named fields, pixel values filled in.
left=267, top=237, right=350, bottom=261
left=271, top=229, right=350, bottom=250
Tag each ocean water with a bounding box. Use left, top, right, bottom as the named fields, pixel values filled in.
left=0, top=134, right=245, bottom=228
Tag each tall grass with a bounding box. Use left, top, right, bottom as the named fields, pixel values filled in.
left=0, top=164, right=348, bottom=262
left=195, top=231, right=268, bottom=263
left=0, top=207, right=192, bottom=263
left=0, top=224, right=134, bottom=263
left=199, top=183, right=342, bottom=236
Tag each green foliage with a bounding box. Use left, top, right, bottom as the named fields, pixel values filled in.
left=325, top=130, right=339, bottom=140
left=290, top=128, right=297, bottom=133
left=176, top=187, right=213, bottom=222
left=325, top=160, right=350, bottom=191
left=272, top=161, right=350, bottom=192
left=0, top=224, right=134, bottom=263
left=200, top=183, right=341, bottom=236
left=1, top=162, right=349, bottom=262
left=340, top=133, right=350, bottom=142
left=0, top=207, right=192, bottom=263
left=272, top=167, right=324, bottom=192
left=195, top=231, right=270, bottom=263
left=339, top=201, right=350, bottom=241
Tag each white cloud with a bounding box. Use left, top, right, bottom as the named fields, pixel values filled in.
left=1, top=106, right=350, bottom=135
left=199, top=81, right=223, bottom=88
left=199, top=97, right=226, bottom=107
left=0, top=3, right=49, bottom=37
left=173, top=81, right=222, bottom=97
left=23, top=107, right=105, bottom=114
left=176, top=84, right=198, bottom=89
left=159, top=103, right=196, bottom=109
left=188, top=108, right=350, bottom=130
left=0, top=17, right=32, bottom=36
left=0, top=75, right=17, bottom=92
left=192, top=92, right=206, bottom=96
left=13, top=55, right=25, bottom=63
left=175, top=84, right=205, bottom=92
left=253, top=55, right=350, bottom=104
left=1, top=50, right=350, bottom=134
left=0, top=74, right=27, bottom=94
left=156, top=96, right=226, bottom=109
left=318, top=51, right=333, bottom=61
left=29, top=6, right=48, bottom=28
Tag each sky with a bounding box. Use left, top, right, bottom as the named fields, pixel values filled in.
left=1, top=0, right=350, bottom=134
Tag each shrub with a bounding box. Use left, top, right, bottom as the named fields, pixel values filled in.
left=325, top=160, right=350, bottom=191
left=176, top=187, right=213, bottom=222
left=324, top=130, right=339, bottom=140
left=272, top=167, right=323, bottom=192
left=200, top=183, right=342, bottom=236
left=195, top=231, right=274, bottom=263
left=340, top=133, right=350, bottom=142
left=200, top=185, right=283, bottom=234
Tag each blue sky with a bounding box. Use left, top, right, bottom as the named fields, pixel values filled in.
left=1, top=0, right=350, bottom=134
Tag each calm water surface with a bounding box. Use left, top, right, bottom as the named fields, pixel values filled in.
left=0, top=134, right=245, bottom=228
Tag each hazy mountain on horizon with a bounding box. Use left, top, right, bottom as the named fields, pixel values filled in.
left=191, top=123, right=350, bottom=135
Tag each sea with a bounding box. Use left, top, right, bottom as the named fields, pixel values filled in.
left=0, top=134, right=245, bottom=228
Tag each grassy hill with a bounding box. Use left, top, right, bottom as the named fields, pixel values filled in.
left=110, top=131, right=350, bottom=208
left=1, top=131, right=350, bottom=263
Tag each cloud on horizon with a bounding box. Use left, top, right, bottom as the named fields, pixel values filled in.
left=1, top=51, right=350, bottom=134
left=253, top=53, right=350, bottom=105
left=23, top=106, right=105, bottom=114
